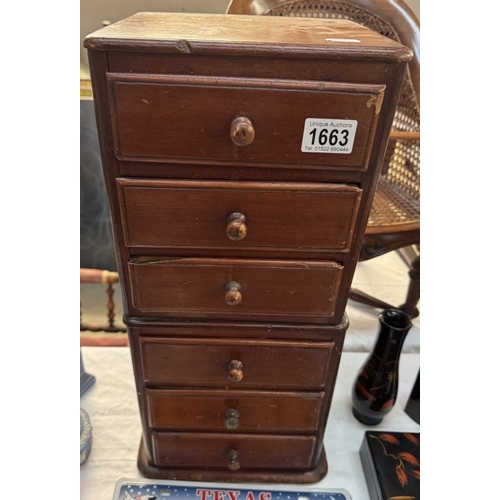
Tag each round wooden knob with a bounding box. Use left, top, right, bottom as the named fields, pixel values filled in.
left=227, top=449, right=241, bottom=471
left=226, top=212, right=247, bottom=241
left=225, top=409, right=240, bottom=430
left=230, top=117, right=255, bottom=147
left=228, top=360, right=244, bottom=382
left=225, top=281, right=242, bottom=306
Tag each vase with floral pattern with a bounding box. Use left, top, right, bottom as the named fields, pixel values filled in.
left=352, top=309, right=413, bottom=425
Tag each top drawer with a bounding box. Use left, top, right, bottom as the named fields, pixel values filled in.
left=108, top=74, right=384, bottom=169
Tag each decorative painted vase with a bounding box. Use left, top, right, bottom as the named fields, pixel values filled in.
left=352, top=309, right=413, bottom=425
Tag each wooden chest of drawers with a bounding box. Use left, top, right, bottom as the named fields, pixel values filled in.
left=84, top=12, right=411, bottom=483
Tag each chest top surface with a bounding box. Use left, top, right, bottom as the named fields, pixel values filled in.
left=84, top=12, right=412, bottom=61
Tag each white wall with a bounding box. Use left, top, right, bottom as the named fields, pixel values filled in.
left=406, top=0, right=419, bottom=18
left=81, top=0, right=420, bottom=67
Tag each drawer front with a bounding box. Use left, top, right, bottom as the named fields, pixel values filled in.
left=108, top=74, right=384, bottom=169
left=117, top=179, right=361, bottom=252
left=152, top=432, right=316, bottom=469
left=146, top=389, right=323, bottom=432
left=128, top=257, right=342, bottom=319
left=140, top=338, right=333, bottom=389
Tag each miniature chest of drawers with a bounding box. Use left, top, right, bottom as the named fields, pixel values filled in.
left=84, top=12, right=411, bottom=483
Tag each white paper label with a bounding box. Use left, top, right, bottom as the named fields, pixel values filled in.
left=301, top=118, right=358, bottom=154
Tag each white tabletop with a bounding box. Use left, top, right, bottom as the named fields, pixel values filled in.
left=80, top=346, right=420, bottom=500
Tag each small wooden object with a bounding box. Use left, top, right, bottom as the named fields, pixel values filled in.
left=84, top=12, right=411, bottom=483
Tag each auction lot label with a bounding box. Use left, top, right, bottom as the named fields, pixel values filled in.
left=301, top=118, right=358, bottom=154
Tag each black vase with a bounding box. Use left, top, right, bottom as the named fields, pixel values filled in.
left=352, top=308, right=413, bottom=425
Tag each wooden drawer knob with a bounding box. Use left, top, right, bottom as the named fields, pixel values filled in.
left=226, top=212, right=247, bottom=241
left=225, top=408, right=240, bottom=430
left=227, top=449, right=241, bottom=471
left=225, top=281, right=242, bottom=306
left=230, top=117, right=255, bottom=147
left=228, top=359, right=244, bottom=382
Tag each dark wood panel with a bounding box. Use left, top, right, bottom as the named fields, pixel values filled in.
left=140, top=337, right=333, bottom=389
left=152, top=431, right=316, bottom=469
left=128, top=257, right=342, bottom=319
left=126, top=317, right=349, bottom=341
left=146, top=389, right=323, bottom=432
left=127, top=246, right=348, bottom=262
left=117, top=160, right=366, bottom=180
left=108, top=52, right=398, bottom=86
left=117, top=178, right=362, bottom=252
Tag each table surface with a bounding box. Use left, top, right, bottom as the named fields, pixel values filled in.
left=80, top=346, right=420, bottom=500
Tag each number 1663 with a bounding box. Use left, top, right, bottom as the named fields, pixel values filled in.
left=309, top=128, right=350, bottom=146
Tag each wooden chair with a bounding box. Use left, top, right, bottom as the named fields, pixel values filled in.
left=227, top=0, right=420, bottom=318
left=80, top=268, right=128, bottom=346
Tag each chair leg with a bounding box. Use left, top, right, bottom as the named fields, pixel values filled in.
left=398, top=255, right=420, bottom=319
left=348, top=288, right=396, bottom=310
left=349, top=254, right=420, bottom=319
